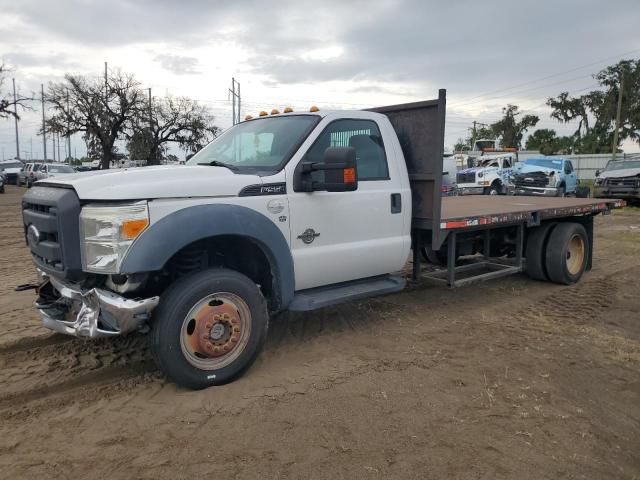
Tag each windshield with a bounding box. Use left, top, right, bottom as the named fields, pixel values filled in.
left=48, top=165, right=75, bottom=173
left=605, top=160, right=640, bottom=171
left=0, top=162, right=23, bottom=169
left=187, top=115, right=320, bottom=173
left=524, top=158, right=563, bottom=169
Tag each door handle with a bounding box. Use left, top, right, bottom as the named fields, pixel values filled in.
left=390, top=193, right=401, bottom=214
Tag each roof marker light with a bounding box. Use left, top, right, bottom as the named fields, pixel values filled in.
left=244, top=114, right=253, bottom=121
left=271, top=108, right=280, bottom=115
left=259, top=111, right=268, bottom=116
left=309, top=105, right=319, bottom=112
left=283, top=107, right=293, bottom=113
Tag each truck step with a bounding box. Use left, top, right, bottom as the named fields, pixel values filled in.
left=289, top=275, right=406, bottom=312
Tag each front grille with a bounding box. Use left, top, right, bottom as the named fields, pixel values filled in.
left=604, top=177, right=638, bottom=188
left=513, top=172, right=550, bottom=188
left=22, top=186, right=82, bottom=280
left=457, top=171, right=475, bottom=184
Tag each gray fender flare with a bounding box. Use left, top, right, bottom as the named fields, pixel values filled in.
left=120, top=204, right=295, bottom=309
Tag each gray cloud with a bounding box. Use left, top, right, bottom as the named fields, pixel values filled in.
left=2, top=0, right=640, bottom=152
left=154, top=54, right=200, bottom=75
left=7, top=0, right=639, bottom=97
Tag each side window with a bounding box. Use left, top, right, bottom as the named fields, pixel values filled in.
left=303, top=119, right=389, bottom=181
left=503, top=157, right=512, bottom=168
left=564, top=161, right=573, bottom=173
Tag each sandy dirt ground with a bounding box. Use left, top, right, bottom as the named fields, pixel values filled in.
left=0, top=184, right=639, bottom=479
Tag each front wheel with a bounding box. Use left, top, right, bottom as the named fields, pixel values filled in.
left=484, top=183, right=501, bottom=195
left=150, top=268, right=269, bottom=389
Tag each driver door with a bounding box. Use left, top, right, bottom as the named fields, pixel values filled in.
left=286, top=116, right=408, bottom=291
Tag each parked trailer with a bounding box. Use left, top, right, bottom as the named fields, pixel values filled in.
left=21, top=89, right=623, bottom=389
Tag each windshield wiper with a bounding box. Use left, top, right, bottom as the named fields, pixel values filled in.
left=197, top=160, right=239, bottom=171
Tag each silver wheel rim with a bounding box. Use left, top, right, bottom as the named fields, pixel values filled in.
left=179, top=292, right=252, bottom=370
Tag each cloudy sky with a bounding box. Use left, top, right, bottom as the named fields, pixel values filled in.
left=1, top=0, right=639, bottom=160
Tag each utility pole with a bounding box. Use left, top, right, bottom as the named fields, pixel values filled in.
left=41, top=84, right=47, bottom=161
left=468, top=121, right=489, bottom=150
left=104, top=61, right=108, bottom=104
left=12, top=78, right=20, bottom=159
left=611, top=70, right=624, bottom=161
left=57, top=132, right=61, bottom=162
left=148, top=87, right=153, bottom=130
left=148, top=87, right=153, bottom=164
left=30, top=137, right=33, bottom=160
left=66, top=88, right=71, bottom=161
left=229, top=77, right=241, bottom=125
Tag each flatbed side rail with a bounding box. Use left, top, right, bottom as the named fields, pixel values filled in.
left=438, top=199, right=625, bottom=232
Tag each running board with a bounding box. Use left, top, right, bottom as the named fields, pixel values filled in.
left=288, top=275, right=406, bottom=312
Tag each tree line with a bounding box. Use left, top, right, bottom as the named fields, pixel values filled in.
left=0, top=65, right=219, bottom=169
left=454, top=59, right=639, bottom=155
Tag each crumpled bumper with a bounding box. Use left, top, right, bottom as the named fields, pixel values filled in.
left=38, top=275, right=159, bottom=338
left=514, top=186, right=559, bottom=197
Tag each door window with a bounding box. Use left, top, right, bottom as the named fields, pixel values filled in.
left=303, top=119, right=389, bottom=181
left=564, top=161, right=573, bottom=174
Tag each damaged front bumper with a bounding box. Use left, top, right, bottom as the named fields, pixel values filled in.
left=36, top=275, right=159, bottom=338
left=514, top=186, right=559, bottom=196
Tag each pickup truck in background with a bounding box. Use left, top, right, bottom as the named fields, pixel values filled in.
left=512, top=157, right=583, bottom=197
left=594, top=158, right=640, bottom=206
left=0, top=160, right=24, bottom=185
left=21, top=90, right=623, bottom=389
left=456, top=153, right=516, bottom=195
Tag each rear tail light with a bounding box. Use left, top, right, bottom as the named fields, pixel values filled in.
left=440, top=185, right=450, bottom=193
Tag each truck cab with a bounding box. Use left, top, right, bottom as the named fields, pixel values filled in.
left=513, top=157, right=577, bottom=197
left=456, top=153, right=515, bottom=195
left=22, top=109, right=413, bottom=388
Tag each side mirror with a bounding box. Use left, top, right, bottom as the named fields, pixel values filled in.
left=296, top=146, right=358, bottom=192
left=595, top=169, right=600, bottom=177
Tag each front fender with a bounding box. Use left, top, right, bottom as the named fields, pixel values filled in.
left=120, top=203, right=295, bottom=308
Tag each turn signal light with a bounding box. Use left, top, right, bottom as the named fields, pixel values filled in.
left=310, top=105, right=319, bottom=112
left=343, top=168, right=356, bottom=184
left=259, top=111, right=268, bottom=116
left=122, top=218, right=149, bottom=240
left=283, top=107, right=293, bottom=113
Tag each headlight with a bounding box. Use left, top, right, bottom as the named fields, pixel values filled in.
left=80, top=202, right=149, bottom=274
left=477, top=171, right=483, bottom=178
left=594, top=178, right=603, bottom=186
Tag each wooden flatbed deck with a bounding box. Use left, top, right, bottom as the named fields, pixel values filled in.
left=439, top=196, right=624, bottom=230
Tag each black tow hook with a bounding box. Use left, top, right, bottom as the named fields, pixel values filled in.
left=15, top=283, right=42, bottom=292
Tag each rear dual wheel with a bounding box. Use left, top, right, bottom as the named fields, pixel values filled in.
left=525, top=222, right=588, bottom=285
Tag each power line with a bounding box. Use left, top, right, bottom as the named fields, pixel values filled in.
left=448, top=47, right=640, bottom=107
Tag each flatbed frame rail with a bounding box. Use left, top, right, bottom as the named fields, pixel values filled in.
left=413, top=196, right=624, bottom=287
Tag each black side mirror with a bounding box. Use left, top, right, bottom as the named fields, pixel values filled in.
left=595, top=169, right=600, bottom=177
left=295, top=146, right=358, bottom=192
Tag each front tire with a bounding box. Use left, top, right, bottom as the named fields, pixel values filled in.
left=485, top=183, right=501, bottom=195
left=151, top=268, right=268, bottom=389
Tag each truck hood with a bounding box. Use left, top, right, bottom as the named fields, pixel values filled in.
left=459, top=166, right=500, bottom=175
left=600, top=167, right=640, bottom=179
left=1, top=167, right=22, bottom=174
left=38, top=165, right=261, bottom=200
left=514, top=163, right=560, bottom=175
